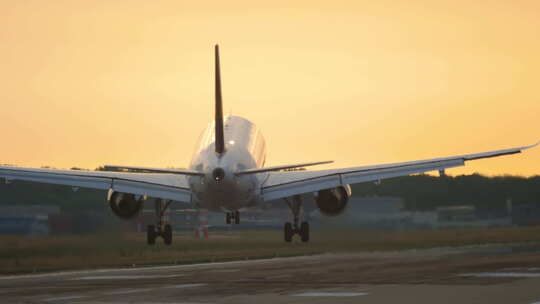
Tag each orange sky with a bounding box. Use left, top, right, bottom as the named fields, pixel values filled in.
left=0, top=0, right=539, bottom=176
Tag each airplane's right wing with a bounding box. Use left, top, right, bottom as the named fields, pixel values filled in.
left=0, top=166, right=193, bottom=202
left=261, top=142, right=539, bottom=201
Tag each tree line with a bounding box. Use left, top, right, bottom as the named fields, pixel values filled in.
left=1, top=173, right=539, bottom=213
left=352, top=174, right=540, bottom=211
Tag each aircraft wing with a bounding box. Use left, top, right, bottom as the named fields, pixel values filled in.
left=261, top=142, right=539, bottom=201
left=0, top=166, right=192, bottom=202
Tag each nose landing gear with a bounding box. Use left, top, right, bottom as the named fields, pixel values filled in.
left=147, top=198, right=173, bottom=245
left=284, top=195, right=309, bottom=242
left=225, top=210, right=240, bottom=225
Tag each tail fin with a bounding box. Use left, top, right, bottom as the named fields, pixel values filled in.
left=214, top=44, right=226, bottom=155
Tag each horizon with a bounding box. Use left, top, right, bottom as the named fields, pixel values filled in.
left=2, top=163, right=538, bottom=179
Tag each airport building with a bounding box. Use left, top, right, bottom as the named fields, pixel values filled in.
left=0, top=205, right=60, bottom=236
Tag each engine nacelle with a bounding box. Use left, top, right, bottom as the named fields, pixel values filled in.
left=315, top=185, right=352, bottom=216
left=108, top=191, right=144, bottom=220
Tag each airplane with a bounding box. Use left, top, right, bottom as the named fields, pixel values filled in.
left=0, top=45, right=538, bottom=245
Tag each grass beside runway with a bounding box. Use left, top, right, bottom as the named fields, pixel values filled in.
left=2, top=226, right=540, bottom=274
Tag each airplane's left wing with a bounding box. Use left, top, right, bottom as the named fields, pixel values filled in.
left=261, top=142, right=539, bottom=201
left=0, top=166, right=193, bottom=202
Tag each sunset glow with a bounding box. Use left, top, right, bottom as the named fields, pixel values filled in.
left=1, top=0, right=539, bottom=175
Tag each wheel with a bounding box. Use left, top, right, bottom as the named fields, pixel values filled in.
left=234, top=211, right=240, bottom=224
left=300, top=222, right=310, bottom=242
left=284, top=222, right=293, bottom=242
left=147, top=225, right=156, bottom=245
left=164, top=224, right=172, bottom=245
left=226, top=212, right=231, bottom=224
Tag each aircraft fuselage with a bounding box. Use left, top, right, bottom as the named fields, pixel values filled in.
left=188, top=115, right=266, bottom=211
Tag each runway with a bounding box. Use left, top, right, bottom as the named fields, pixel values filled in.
left=2, top=244, right=540, bottom=304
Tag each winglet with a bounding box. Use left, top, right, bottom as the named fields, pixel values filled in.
left=214, top=44, right=226, bottom=155
left=463, top=141, right=540, bottom=161
left=522, top=140, right=540, bottom=150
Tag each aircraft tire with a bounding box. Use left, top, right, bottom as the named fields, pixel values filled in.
left=284, top=222, right=293, bottom=242
left=164, top=224, right=172, bottom=245
left=234, top=211, right=240, bottom=224
left=226, top=213, right=231, bottom=224
left=147, top=225, right=156, bottom=245
left=300, top=222, right=309, bottom=242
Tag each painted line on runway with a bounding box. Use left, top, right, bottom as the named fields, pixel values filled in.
left=74, top=274, right=184, bottom=280
left=266, top=274, right=292, bottom=279
left=103, top=288, right=154, bottom=295
left=44, top=295, right=86, bottom=301
left=460, top=272, right=540, bottom=278
left=102, top=283, right=206, bottom=296
left=292, top=292, right=369, bottom=297
left=169, top=283, right=208, bottom=289
left=0, top=245, right=496, bottom=281
left=79, top=303, right=215, bottom=304
left=0, top=255, right=318, bottom=281
left=65, top=302, right=214, bottom=304
left=503, top=267, right=540, bottom=271
left=209, top=269, right=240, bottom=273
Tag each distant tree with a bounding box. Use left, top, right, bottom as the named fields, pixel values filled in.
left=70, top=167, right=89, bottom=171
left=352, top=174, right=540, bottom=211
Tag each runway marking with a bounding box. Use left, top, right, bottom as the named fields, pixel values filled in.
left=63, top=302, right=214, bottom=304
left=502, top=267, right=540, bottom=272
left=292, top=292, right=369, bottom=297
left=103, top=288, right=154, bottom=295
left=209, top=269, right=240, bottom=273
left=0, top=255, right=309, bottom=281
left=76, top=302, right=215, bottom=304
left=169, top=283, right=208, bottom=289
left=460, top=272, right=540, bottom=278
left=74, top=274, right=184, bottom=280
left=266, top=274, right=292, bottom=279
left=0, top=246, right=492, bottom=281
left=44, top=295, right=86, bottom=301
left=100, top=284, right=205, bottom=297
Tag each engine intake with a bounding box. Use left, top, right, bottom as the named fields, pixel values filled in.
left=108, top=192, right=144, bottom=219
left=315, top=185, right=351, bottom=216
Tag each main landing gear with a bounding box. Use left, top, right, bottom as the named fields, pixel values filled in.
left=225, top=210, right=240, bottom=225
left=284, top=195, right=309, bottom=242
left=147, top=198, right=173, bottom=246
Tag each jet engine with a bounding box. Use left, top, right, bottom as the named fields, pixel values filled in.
left=108, top=191, right=144, bottom=219
left=315, top=185, right=352, bottom=216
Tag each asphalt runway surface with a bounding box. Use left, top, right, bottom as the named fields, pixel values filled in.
left=2, top=244, right=540, bottom=304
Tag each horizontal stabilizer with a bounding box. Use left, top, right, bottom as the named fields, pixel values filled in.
left=104, top=165, right=205, bottom=176
left=235, top=161, right=333, bottom=175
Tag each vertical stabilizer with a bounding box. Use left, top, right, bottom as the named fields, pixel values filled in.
left=214, top=44, right=225, bottom=154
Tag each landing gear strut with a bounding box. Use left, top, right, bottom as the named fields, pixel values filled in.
left=147, top=198, right=173, bottom=245
left=284, top=195, right=309, bottom=242
left=225, top=210, right=240, bottom=225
